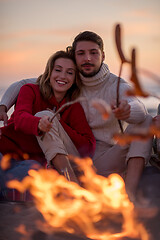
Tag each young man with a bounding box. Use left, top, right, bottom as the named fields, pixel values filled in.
left=0, top=31, right=152, bottom=201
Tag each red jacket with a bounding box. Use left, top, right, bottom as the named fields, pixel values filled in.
left=0, top=84, right=95, bottom=163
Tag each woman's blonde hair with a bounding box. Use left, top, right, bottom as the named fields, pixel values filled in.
left=36, top=50, right=81, bottom=101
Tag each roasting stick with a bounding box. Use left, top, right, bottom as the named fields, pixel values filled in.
left=40, top=97, right=87, bottom=141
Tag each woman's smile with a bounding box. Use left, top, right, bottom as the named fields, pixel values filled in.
left=50, top=58, right=76, bottom=101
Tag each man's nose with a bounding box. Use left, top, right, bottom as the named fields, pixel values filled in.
left=84, top=53, right=91, bottom=61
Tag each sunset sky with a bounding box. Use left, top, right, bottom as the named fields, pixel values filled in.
left=0, top=0, right=160, bottom=95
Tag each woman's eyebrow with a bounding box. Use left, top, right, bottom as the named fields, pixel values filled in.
left=55, top=65, right=75, bottom=71
left=54, top=65, right=62, bottom=68
left=67, top=68, right=76, bottom=72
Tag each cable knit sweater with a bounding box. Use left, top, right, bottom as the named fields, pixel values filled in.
left=0, top=64, right=147, bottom=146
left=79, top=63, right=147, bottom=145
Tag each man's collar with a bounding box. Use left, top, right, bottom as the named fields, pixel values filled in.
left=80, top=63, right=110, bottom=87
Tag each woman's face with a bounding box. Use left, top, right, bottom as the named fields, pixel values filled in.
left=50, top=58, right=76, bottom=101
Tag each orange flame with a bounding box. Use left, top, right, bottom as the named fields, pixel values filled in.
left=0, top=153, right=29, bottom=171
left=15, top=224, right=27, bottom=235
left=0, top=154, right=12, bottom=170
left=7, top=157, right=150, bottom=240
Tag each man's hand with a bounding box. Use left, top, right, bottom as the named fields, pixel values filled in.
left=111, top=100, right=130, bottom=120
left=38, top=115, right=52, bottom=133
left=0, top=105, right=8, bottom=126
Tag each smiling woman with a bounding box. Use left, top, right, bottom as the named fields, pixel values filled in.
left=37, top=51, right=81, bottom=102
left=0, top=50, right=96, bottom=201
left=50, top=58, right=76, bottom=102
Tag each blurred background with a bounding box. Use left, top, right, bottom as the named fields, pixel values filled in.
left=0, top=0, right=160, bottom=117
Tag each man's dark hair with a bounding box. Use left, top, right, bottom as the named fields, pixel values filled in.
left=71, top=31, right=104, bottom=54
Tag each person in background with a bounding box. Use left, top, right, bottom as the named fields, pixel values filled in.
left=149, top=106, right=160, bottom=170
left=153, top=114, right=160, bottom=130
left=0, top=50, right=96, bottom=201
left=0, top=31, right=152, bottom=202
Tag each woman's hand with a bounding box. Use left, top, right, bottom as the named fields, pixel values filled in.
left=0, top=105, right=8, bottom=126
left=38, top=115, right=52, bottom=133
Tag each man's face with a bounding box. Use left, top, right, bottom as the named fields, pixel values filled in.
left=75, top=41, right=104, bottom=77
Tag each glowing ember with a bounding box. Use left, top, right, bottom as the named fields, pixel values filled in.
left=113, top=124, right=160, bottom=146
left=8, top=157, right=150, bottom=240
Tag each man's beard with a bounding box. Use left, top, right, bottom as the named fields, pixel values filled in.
left=79, top=63, right=102, bottom=78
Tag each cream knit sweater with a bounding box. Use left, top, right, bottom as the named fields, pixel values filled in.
left=0, top=63, right=147, bottom=145
left=79, top=63, right=147, bottom=145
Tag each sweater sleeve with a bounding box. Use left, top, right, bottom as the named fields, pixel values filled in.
left=14, top=84, right=41, bottom=136
left=60, top=103, right=96, bottom=158
left=119, top=81, right=147, bottom=124
left=0, top=78, right=37, bottom=111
